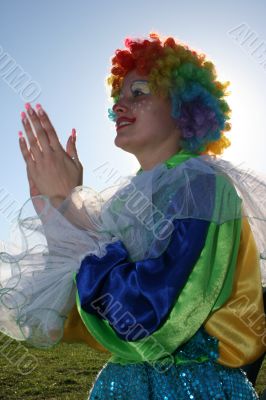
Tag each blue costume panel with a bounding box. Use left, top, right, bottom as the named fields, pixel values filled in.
left=76, top=218, right=210, bottom=340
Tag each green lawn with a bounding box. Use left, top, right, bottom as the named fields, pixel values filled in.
left=0, top=335, right=265, bottom=399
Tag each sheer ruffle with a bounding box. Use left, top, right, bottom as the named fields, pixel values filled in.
left=0, top=194, right=114, bottom=347
left=202, top=155, right=266, bottom=286
left=0, top=154, right=265, bottom=348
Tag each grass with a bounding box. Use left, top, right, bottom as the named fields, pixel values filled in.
left=0, top=335, right=265, bottom=399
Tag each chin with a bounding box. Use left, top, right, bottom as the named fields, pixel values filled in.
left=114, top=136, right=135, bottom=153
left=114, top=140, right=136, bottom=155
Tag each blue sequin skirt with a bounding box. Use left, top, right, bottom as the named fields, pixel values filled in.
left=88, top=328, right=258, bottom=399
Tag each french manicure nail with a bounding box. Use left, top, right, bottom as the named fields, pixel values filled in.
left=36, top=103, right=44, bottom=116
left=71, top=128, right=76, bottom=138
left=25, top=102, right=33, bottom=115
left=21, top=111, right=27, bottom=121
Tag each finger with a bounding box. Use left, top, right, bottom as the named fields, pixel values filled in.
left=20, top=112, right=42, bottom=162
left=18, top=131, right=36, bottom=169
left=25, top=164, right=36, bottom=187
left=25, top=103, right=51, bottom=153
left=66, top=128, right=76, bottom=154
left=66, top=129, right=79, bottom=163
left=35, top=104, right=63, bottom=152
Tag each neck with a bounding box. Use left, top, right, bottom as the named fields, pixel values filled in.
left=135, top=144, right=182, bottom=171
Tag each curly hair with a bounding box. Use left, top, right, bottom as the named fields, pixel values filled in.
left=107, top=33, right=232, bottom=156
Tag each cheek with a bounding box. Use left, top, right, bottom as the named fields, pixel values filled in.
left=129, top=99, right=153, bottom=115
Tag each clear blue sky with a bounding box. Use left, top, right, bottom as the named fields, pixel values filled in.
left=0, top=0, right=266, bottom=240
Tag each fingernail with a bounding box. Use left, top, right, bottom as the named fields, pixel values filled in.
left=21, top=111, right=27, bottom=122
left=18, top=131, right=23, bottom=139
left=25, top=102, right=33, bottom=115
left=36, top=103, right=44, bottom=116
left=71, top=128, right=76, bottom=138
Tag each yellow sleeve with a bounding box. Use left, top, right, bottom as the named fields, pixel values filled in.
left=62, top=303, right=110, bottom=354
left=204, top=217, right=266, bottom=367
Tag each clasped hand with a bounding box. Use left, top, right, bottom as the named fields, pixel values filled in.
left=19, top=103, right=83, bottom=208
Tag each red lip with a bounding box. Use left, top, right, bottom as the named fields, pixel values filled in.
left=116, top=117, right=136, bottom=130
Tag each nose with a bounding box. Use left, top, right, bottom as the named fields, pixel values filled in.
left=112, top=101, right=128, bottom=114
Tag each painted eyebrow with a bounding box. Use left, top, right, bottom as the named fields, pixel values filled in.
left=130, top=79, right=149, bottom=87
left=130, top=80, right=149, bottom=91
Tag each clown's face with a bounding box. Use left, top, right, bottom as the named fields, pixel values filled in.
left=112, top=70, right=181, bottom=169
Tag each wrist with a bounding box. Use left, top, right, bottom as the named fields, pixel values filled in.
left=50, top=195, right=66, bottom=209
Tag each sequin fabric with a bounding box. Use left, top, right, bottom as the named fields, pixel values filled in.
left=88, top=328, right=258, bottom=399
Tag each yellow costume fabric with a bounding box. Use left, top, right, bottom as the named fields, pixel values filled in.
left=204, top=217, right=266, bottom=367
left=62, top=302, right=109, bottom=353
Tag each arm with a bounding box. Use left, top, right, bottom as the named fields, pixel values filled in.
left=74, top=216, right=242, bottom=363
left=76, top=218, right=210, bottom=340
left=204, top=217, right=266, bottom=367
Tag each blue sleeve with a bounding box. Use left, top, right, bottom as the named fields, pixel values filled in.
left=76, top=218, right=210, bottom=340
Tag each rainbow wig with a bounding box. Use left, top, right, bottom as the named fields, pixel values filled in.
left=107, top=33, right=232, bottom=155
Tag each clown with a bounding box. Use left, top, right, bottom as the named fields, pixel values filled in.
left=0, top=33, right=265, bottom=399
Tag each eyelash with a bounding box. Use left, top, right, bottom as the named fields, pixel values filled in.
left=132, top=90, right=144, bottom=97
